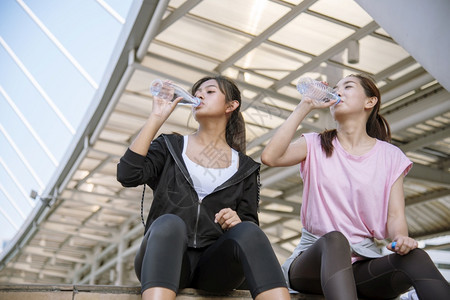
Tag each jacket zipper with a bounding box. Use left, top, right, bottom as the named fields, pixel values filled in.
left=193, top=198, right=202, bottom=247
left=164, top=136, right=203, bottom=248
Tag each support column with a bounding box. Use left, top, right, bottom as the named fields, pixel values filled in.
left=89, top=246, right=101, bottom=285
left=115, top=230, right=126, bottom=285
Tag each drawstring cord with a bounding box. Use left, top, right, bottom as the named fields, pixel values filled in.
left=140, top=185, right=146, bottom=227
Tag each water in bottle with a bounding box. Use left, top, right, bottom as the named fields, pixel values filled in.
left=150, top=79, right=201, bottom=107
left=296, top=77, right=341, bottom=104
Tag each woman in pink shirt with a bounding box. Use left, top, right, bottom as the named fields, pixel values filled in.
left=261, top=74, right=449, bottom=299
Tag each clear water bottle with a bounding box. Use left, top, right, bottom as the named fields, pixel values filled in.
left=150, top=79, right=201, bottom=107
left=296, top=77, right=341, bottom=104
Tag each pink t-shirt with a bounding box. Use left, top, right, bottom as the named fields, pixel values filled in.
left=300, top=133, right=412, bottom=244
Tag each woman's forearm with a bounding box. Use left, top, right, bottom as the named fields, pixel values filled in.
left=387, top=216, right=409, bottom=240
left=386, top=175, right=409, bottom=239
left=261, top=102, right=312, bottom=166
left=129, top=115, right=165, bottom=156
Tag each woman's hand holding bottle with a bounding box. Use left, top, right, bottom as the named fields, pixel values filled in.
left=129, top=81, right=182, bottom=156
left=297, top=77, right=340, bottom=107
left=296, top=78, right=340, bottom=111
left=297, top=92, right=338, bottom=112
left=150, top=81, right=183, bottom=122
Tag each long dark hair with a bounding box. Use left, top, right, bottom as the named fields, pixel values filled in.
left=320, top=74, right=391, bottom=157
left=191, top=76, right=247, bottom=153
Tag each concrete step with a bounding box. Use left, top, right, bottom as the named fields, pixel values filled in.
left=0, top=284, right=324, bottom=300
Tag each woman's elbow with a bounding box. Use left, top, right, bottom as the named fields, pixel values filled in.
left=117, top=178, right=139, bottom=188
left=261, top=150, right=276, bottom=167
left=116, top=173, right=131, bottom=187
left=116, top=167, right=139, bottom=187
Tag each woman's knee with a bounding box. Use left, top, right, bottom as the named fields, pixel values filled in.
left=390, top=248, right=433, bottom=269
left=136, top=215, right=187, bottom=280
left=319, top=231, right=350, bottom=250
left=146, top=214, right=187, bottom=242
left=404, top=248, right=428, bottom=260
left=228, top=221, right=266, bottom=242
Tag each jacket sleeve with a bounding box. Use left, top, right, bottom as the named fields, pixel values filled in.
left=236, top=168, right=260, bottom=225
left=116, top=135, right=168, bottom=189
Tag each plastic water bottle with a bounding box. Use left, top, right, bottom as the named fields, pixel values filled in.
left=150, top=79, right=201, bottom=107
left=296, top=77, right=341, bottom=104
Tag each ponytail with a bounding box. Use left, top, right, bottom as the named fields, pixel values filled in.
left=320, top=74, right=391, bottom=157
left=367, top=111, right=391, bottom=142
left=226, top=111, right=246, bottom=153
left=319, top=129, right=338, bottom=157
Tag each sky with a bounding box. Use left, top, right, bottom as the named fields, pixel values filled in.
left=0, top=0, right=134, bottom=253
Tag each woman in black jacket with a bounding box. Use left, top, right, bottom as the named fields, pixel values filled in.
left=117, top=76, right=289, bottom=300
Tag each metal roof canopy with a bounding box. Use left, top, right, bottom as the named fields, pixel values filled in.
left=1, top=0, right=449, bottom=285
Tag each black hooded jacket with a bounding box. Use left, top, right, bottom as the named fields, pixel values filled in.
left=117, top=134, right=260, bottom=248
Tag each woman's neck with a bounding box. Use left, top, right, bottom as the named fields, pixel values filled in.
left=186, top=127, right=231, bottom=168
left=336, top=119, right=375, bottom=154
left=192, top=129, right=228, bottom=148
left=193, top=118, right=228, bottom=147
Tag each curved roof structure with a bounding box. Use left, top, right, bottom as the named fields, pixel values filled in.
left=1, top=0, right=449, bottom=285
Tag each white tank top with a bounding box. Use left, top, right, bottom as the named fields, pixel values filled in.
left=182, top=135, right=238, bottom=202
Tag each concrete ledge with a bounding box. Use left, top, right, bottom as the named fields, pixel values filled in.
left=0, top=284, right=324, bottom=299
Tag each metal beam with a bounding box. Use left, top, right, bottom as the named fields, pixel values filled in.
left=406, top=189, right=450, bottom=207
left=381, top=83, right=443, bottom=114
left=260, top=165, right=300, bottom=188
left=275, top=233, right=302, bottom=245
left=259, top=209, right=298, bottom=218
left=24, top=246, right=86, bottom=264
left=260, top=196, right=301, bottom=212
left=408, top=164, right=450, bottom=188
left=399, top=127, right=450, bottom=153
left=379, top=68, right=435, bottom=103
left=10, top=262, right=68, bottom=278
left=159, top=0, right=202, bottom=33
left=215, top=0, right=317, bottom=73
left=39, top=226, right=112, bottom=244
left=74, top=156, right=113, bottom=189
left=385, top=89, right=450, bottom=132
left=136, top=0, right=170, bottom=61
left=62, top=196, right=137, bottom=215
left=273, top=21, right=379, bottom=89
left=374, top=56, right=417, bottom=82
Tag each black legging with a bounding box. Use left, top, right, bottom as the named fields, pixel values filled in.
left=289, top=231, right=450, bottom=300
left=135, top=214, right=286, bottom=298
